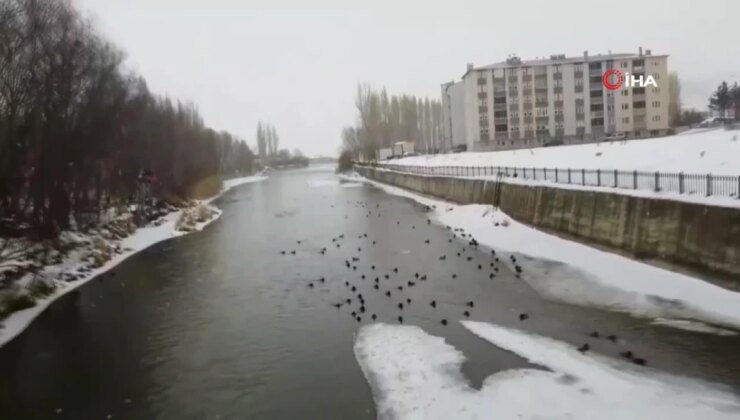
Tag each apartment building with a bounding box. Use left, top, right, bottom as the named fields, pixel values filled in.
left=445, top=47, right=670, bottom=152
left=441, top=81, right=467, bottom=151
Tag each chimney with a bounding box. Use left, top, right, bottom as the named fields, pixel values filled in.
left=638, top=46, right=643, bottom=56
left=583, top=50, right=588, bottom=59
left=466, top=63, right=474, bottom=71
left=645, top=49, right=652, bottom=56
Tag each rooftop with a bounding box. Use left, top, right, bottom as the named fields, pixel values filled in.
left=463, top=49, right=668, bottom=78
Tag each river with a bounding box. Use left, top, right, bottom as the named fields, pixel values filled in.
left=1, top=166, right=739, bottom=419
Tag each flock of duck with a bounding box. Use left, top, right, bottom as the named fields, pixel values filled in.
left=281, top=198, right=648, bottom=367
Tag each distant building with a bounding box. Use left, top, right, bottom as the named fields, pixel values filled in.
left=447, top=47, right=670, bottom=152
left=392, top=141, right=415, bottom=157
left=441, top=81, right=467, bottom=151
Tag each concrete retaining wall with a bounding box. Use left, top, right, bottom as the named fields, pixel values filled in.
left=357, top=167, right=740, bottom=283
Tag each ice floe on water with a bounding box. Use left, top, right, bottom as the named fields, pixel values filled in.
left=306, top=179, right=339, bottom=188
left=354, top=322, right=740, bottom=420
left=650, top=318, right=738, bottom=336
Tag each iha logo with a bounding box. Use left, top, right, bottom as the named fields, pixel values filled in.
left=602, top=69, right=657, bottom=91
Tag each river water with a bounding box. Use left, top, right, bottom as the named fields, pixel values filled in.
left=1, top=166, right=739, bottom=419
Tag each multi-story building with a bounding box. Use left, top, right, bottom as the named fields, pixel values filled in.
left=445, top=47, right=670, bottom=152
left=441, top=81, right=467, bottom=151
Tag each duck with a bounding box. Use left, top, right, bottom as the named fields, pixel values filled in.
left=577, top=344, right=590, bottom=353
left=519, top=313, right=529, bottom=321
left=619, top=350, right=633, bottom=359
left=441, top=319, right=448, bottom=326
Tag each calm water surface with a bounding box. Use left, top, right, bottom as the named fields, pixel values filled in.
left=1, top=166, right=739, bottom=419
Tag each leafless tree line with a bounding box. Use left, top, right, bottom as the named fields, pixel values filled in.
left=342, top=84, right=443, bottom=159
left=0, top=0, right=254, bottom=238
left=256, top=121, right=279, bottom=158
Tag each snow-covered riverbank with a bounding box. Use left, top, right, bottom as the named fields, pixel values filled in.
left=354, top=322, right=740, bottom=419
left=0, top=174, right=267, bottom=348
left=340, top=172, right=740, bottom=332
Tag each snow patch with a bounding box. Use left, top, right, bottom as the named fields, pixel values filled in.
left=220, top=175, right=268, bottom=193
left=354, top=322, right=740, bottom=420
left=385, top=128, right=740, bottom=174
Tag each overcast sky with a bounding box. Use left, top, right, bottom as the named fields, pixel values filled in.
left=76, top=0, right=739, bottom=157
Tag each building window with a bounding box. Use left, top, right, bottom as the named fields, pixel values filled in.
left=652, top=115, right=661, bottom=122
left=652, top=101, right=660, bottom=108
left=622, top=117, right=630, bottom=124
left=621, top=104, right=629, bottom=110
left=621, top=90, right=629, bottom=96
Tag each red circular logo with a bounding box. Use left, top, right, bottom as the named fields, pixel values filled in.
left=602, top=69, right=623, bottom=90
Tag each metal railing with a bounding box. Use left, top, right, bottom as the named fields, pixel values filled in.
left=359, top=163, right=740, bottom=199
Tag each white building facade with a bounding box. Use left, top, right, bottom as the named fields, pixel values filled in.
left=440, top=81, right=467, bottom=151
left=449, top=48, right=670, bottom=152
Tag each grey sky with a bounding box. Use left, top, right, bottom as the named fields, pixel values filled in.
left=76, top=0, right=739, bottom=157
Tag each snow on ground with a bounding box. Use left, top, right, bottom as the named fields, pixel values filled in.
left=340, top=172, right=740, bottom=332
left=372, top=165, right=740, bottom=209
left=385, top=128, right=740, bottom=174
left=354, top=322, right=740, bottom=420
left=220, top=174, right=268, bottom=194
left=0, top=174, right=267, bottom=348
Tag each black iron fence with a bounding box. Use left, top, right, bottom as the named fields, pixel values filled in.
left=358, top=163, right=740, bottom=199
